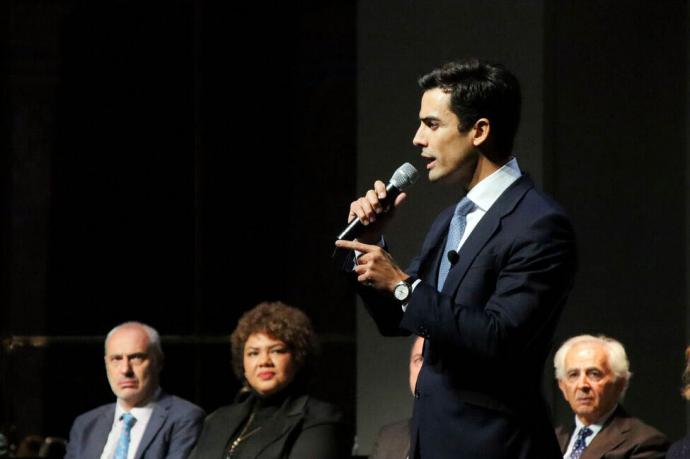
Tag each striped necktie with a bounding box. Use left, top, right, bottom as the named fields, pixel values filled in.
left=437, top=196, right=475, bottom=290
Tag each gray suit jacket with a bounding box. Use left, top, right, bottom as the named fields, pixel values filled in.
left=555, top=406, right=669, bottom=459
left=369, top=419, right=410, bottom=459
left=65, top=391, right=204, bottom=459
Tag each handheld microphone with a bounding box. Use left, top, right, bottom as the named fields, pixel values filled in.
left=336, top=162, right=419, bottom=241
left=447, top=250, right=459, bottom=265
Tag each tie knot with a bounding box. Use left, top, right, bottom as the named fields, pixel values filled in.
left=454, top=197, right=475, bottom=218
left=578, top=427, right=593, bottom=439
left=121, top=412, right=136, bottom=431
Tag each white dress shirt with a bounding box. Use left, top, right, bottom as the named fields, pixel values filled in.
left=100, top=389, right=160, bottom=459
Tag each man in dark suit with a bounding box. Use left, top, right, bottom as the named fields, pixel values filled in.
left=335, top=59, right=576, bottom=458
left=370, top=336, right=424, bottom=459
left=553, top=334, right=668, bottom=459
left=65, top=322, right=204, bottom=459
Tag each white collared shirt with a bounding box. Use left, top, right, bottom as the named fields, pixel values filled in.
left=563, top=404, right=618, bottom=458
left=100, top=389, right=160, bottom=459
left=453, top=157, right=521, bottom=252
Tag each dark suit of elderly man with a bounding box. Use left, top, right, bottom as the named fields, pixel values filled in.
left=336, top=59, right=576, bottom=459
left=553, top=334, right=669, bottom=459
left=65, top=322, right=204, bottom=459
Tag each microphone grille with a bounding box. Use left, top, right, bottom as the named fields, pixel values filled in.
left=389, top=162, right=419, bottom=191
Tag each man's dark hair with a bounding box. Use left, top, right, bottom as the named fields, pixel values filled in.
left=418, top=58, right=521, bottom=160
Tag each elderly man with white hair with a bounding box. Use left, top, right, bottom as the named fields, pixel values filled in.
left=553, top=334, right=668, bottom=459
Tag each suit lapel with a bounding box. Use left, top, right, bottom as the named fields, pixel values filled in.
left=416, top=206, right=454, bottom=286
left=202, top=400, right=254, bottom=456
left=441, top=176, right=534, bottom=296
left=582, top=407, right=629, bottom=459
left=86, top=404, right=116, bottom=458
left=555, top=425, right=572, bottom=454
left=135, top=392, right=171, bottom=459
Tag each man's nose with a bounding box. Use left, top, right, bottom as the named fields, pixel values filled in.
left=121, top=359, right=134, bottom=375
left=412, top=125, right=426, bottom=147
left=576, top=375, right=591, bottom=390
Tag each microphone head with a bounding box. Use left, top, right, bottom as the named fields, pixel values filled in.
left=447, top=250, right=459, bottom=265
left=389, top=162, right=419, bottom=191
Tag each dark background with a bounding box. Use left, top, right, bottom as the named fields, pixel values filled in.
left=1, top=0, right=357, bottom=449
left=1, top=0, right=689, bottom=457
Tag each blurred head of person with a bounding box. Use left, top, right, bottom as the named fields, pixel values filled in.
left=679, top=346, right=690, bottom=401
left=409, top=336, right=424, bottom=395
left=231, top=301, right=318, bottom=397
left=104, top=322, right=164, bottom=410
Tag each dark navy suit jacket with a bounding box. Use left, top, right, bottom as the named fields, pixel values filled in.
left=355, top=175, right=577, bottom=459
left=65, top=391, right=204, bottom=459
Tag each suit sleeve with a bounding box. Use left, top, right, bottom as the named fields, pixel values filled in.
left=163, top=405, right=205, bottom=459
left=629, top=427, right=670, bottom=459
left=64, top=418, right=83, bottom=459
left=400, top=210, right=576, bottom=362
left=340, top=241, right=408, bottom=337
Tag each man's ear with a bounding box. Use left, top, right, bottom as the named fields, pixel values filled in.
left=558, top=379, right=569, bottom=401
left=614, top=377, right=627, bottom=396
left=471, top=118, right=490, bottom=147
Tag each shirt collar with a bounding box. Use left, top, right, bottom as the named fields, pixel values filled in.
left=115, top=387, right=161, bottom=419
left=573, top=403, right=619, bottom=434
left=466, top=157, right=521, bottom=212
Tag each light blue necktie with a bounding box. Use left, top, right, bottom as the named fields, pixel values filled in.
left=114, top=412, right=137, bottom=459
left=569, top=426, right=593, bottom=459
left=437, top=196, right=475, bottom=291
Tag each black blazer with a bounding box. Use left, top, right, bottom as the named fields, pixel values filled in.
left=188, top=391, right=346, bottom=459
left=356, top=176, right=577, bottom=459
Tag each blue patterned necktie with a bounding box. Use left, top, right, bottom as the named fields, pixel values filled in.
left=437, top=196, right=475, bottom=290
left=570, top=426, right=593, bottom=459
left=114, top=412, right=137, bottom=459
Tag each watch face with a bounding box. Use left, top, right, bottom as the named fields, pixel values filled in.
left=394, top=283, right=410, bottom=301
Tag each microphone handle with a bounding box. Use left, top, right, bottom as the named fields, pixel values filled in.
left=336, top=182, right=401, bottom=241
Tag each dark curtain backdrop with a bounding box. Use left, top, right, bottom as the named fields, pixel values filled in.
left=1, top=0, right=356, bottom=444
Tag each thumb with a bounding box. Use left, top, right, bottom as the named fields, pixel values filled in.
left=394, top=192, right=407, bottom=208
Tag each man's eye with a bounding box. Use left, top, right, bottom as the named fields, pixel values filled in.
left=247, top=351, right=258, bottom=357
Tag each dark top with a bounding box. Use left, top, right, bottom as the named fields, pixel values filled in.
left=188, top=387, right=347, bottom=459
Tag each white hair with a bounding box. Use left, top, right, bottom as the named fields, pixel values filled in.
left=553, top=334, right=631, bottom=398
left=105, top=321, right=164, bottom=362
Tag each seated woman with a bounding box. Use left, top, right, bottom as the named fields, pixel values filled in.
left=668, top=346, right=690, bottom=458
left=189, top=301, right=347, bottom=459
